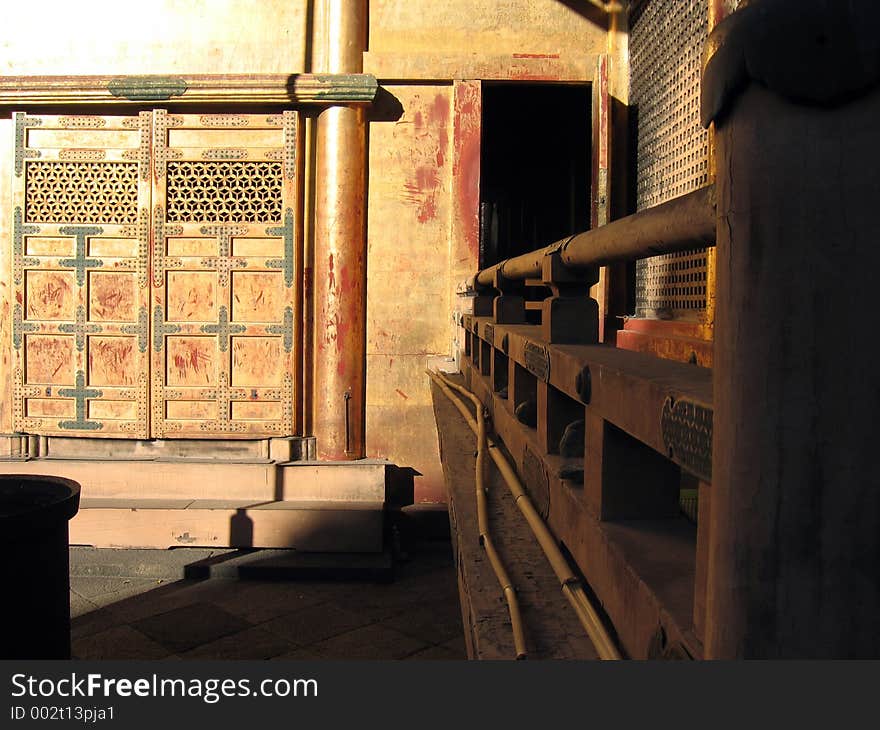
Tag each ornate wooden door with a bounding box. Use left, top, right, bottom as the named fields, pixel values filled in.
left=150, top=111, right=300, bottom=438
left=11, top=112, right=152, bottom=438
left=10, top=110, right=300, bottom=439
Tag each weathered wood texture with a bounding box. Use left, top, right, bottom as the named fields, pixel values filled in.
left=461, top=354, right=701, bottom=658
left=457, top=307, right=711, bottom=658
left=475, top=185, right=716, bottom=286
left=616, top=319, right=713, bottom=367
left=462, top=314, right=712, bottom=468
left=151, top=111, right=300, bottom=438
left=12, top=113, right=152, bottom=438
left=707, top=83, right=880, bottom=659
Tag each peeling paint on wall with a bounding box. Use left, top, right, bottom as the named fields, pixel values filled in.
left=397, top=92, right=450, bottom=226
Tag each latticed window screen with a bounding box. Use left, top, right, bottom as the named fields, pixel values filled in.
left=165, top=161, right=283, bottom=223
left=25, top=162, right=139, bottom=224
left=630, top=0, right=710, bottom=319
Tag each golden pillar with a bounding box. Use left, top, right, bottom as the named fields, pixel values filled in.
left=312, top=0, right=368, bottom=459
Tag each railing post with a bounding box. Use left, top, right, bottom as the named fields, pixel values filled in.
left=704, top=0, right=880, bottom=658
left=491, top=271, right=526, bottom=325
left=540, top=251, right=598, bottom=345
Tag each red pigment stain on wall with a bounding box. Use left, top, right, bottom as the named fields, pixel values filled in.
left=335, top=262, right=354, bottom=347
left=453, top=82, right=481, bottom=265
left=507, top=65, right=559, bottom=81
left=173, top=344, right=211, bottom=382
left=430, top=93, right=449, bottom=127
left=400, top=93, right=449, bottom=225
left=327, top=253, right=336, bottom=294
left=403, top=166, right=441, bottom=223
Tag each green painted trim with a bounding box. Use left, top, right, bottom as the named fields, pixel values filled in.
left=58, top=370, right=103, bottom=431
left=13, top=113, right=41, bottom=177
left=201, top=306, right=245, bottom=353
left=0, top=74, right=379, bottom=108
left=58, top=305, right=101, bottom=351
left=152, top=305, right=181, bottom=352
left=12, top=207, right=39, bottom=285
left=12, top=304, right=39, bottom=350
left=292, top=74, right=378, bottom=102
left=108, top=76, right=188, bottom=101
left=121, top=306, right=149, bottom=353
left=58, top=226, right=104, bottom=286
left=265, top=208, right=295, bottom=287
left=266, top=307, right=294, bottom=353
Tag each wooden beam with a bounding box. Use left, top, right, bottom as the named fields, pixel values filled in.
left=0, top=73, right=378, bottom=107
left=363, top=52, right=596, bottom=82
left=464, top=314, right=713, bottom=481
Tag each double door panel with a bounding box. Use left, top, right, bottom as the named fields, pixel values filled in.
left=12, top=110, right=300, bottom=438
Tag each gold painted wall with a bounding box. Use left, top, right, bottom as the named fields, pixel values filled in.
left=363, top=3, right=607, bottom=503
left=0, top=0, right=308, bottom=75
left=370, top=0, right=606, bottom=56
left=366, top=85, right=453, bottom=503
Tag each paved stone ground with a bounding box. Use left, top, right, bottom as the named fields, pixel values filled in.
left=69, top=542, right=466, bottom=660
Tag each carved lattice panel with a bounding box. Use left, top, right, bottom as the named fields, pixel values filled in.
left=150, top=111, right=299, bottom=437
left=630, top=0, right=710, bottom=320
left=12, top=113, right=151, bottom=438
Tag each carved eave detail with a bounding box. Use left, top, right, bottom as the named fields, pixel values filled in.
left=0, top=73, right=378, bottom=108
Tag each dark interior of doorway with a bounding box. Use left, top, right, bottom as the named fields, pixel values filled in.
left=480, top=83, right=591, bottom=268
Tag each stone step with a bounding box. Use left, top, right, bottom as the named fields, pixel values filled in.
left=72, top=498, right=384, bottom=552
left=0, top=458, right=388, bottom=502
left=69, top=546, right=394, bottom=582
left=180, top=547, right=394, bottom=581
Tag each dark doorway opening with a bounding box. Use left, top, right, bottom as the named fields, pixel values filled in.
left=480, top=83, right=591, bottom=268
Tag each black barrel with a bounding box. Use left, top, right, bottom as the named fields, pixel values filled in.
left=0, top=475, right=81, bottom=659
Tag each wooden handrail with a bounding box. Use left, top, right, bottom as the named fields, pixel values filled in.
left=474, top=185, right=716, bottom=288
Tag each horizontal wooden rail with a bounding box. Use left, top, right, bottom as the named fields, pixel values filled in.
left=462, top=313, right=713, bottom=482
left=0, top=73, right=379, bottom=107
left=474, top=185, right=716, bottom=287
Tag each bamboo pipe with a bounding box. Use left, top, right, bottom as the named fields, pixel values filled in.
left=430, top=370, right=622, bottom=661
left=427, top=370, right=528, bottom=659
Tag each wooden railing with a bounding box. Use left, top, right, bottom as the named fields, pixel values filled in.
left=457, top=187, right=716, bottom=659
